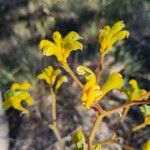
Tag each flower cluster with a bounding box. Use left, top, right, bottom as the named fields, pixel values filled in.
left=123, top=79, right=147, bottom=101
left=98, top=21, right=129, bottom=56
left=39, top=31, right=83, bottom=66
left=37, top=66, right=68, bottom=91
left=77, top=66, right=124, bottom=108
left=2, top=82, right=33, bottom=114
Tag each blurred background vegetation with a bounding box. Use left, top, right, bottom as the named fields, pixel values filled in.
left=0, top=0, right=150, bottom=149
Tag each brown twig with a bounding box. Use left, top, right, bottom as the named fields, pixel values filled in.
left=97, top=53, right=104, bottom=82
left=87, top=91, right=150, bottom=150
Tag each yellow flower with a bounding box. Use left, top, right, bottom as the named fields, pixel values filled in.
left=98, top=21, right=129, bottom=56
left=143, top=140, right=150, bottom=150
left=11, top=82, right=31, bottom=90
left=123, top=79, right=147, bottom=101
left=39, top=31, right=83, bottom=65
left=77, top=66, right=124, bottom=108
left=2, top=82, right=33, bottom=114
left=37, top=66, right=68, bottom=90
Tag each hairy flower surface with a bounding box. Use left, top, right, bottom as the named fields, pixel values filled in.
left=98, top=21, right=129, bottom=56
left=37, top=66, right=68, bottom=90
left=77, top=66, right=124, bottom=108
left=39, top=31, right=83, bottom=65
left=123, top=79, right=147, bottom=101
left=2, top=82, right=33, bottom=114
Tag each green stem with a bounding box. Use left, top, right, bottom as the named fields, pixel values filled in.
left=49, top=125, right=65, bottom=150
left=121, top=106, right=130, bottom=122
left=88, top=114, right=103, bottom=150
left=88, top=100, right=150, bottom=150
left=50, top=88, right=65, bottom=149
left=63, top=63, right=83, bottom=89
left=100, top=140, right=135, bottom=150
left=51, top=88, right=57, bottom=127
left=97, top=52, right=104, bottom=82
left=132, top=123, right=146, bottom=132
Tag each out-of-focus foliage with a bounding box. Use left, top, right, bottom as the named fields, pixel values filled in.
left=0, top=0, right=149, bottom=89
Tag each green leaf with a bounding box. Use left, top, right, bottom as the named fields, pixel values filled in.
left=4, top=90, right=20, bottom=99
left=73, top=128, right=85, bottom=150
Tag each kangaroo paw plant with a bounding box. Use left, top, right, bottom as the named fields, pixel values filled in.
left=2, top=21, right=150, bottom=150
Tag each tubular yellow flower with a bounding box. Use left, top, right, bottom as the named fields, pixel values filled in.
left=39, top=31, right=83, bottom=66
left=2, top=82, right=33, bottom=114
left=123, top=79, right=147, bottom=101
left=99, top=72, right=124, bottom=99
left=11, top=81, right=31, bottom=90
left=37, top=66, right=68, bottom=90
left=98, top=21, right=129, bottom=56
left=143, top=140, right=150, bottom=150
left=77, top=66, right=124, bottom=108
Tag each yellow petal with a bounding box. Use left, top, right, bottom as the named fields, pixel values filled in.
left=129, top=79, right=139, bottom=90
left=83, top=80, right=95, bottom=91
left=107, top=21, right=125, bottom=39
left=69, top=41, right=83, bottom=50
left=11, top=82, right=31, bottom=90
left=143, top=140, right=150, bottom=150
left=81, top=80, right=101, bottom=108
left=10, top=91, right=33, bottom=113
left=77, top=65, right=96, bottom=81
left=37, top=73, right=50, bottom=84
left=62, top=31, right=83, bottom=62
left=101, top=72, right=124, bottom=96
left=108, top=30, right=129, bottom=49
left=19, top=91, right=34, bottom=106
left=37, top=66, right=54, bottom=85
left=63, top=31, right=83, bottom=43
left=64, top=41, right=83, bottom=59
left=11, top=97, right=29, bottom=114
left=52, top=31, right=62, bottom=46
left=25, top=96, right=34, bottom=106
left=45, top=66, right=53, bottom=77
left=39, top=39, right=57, bottom=56
left=127, top=79, right=147, bottom=101
left=99, top=26, right=111, bottom=41
left=85, top=88, right=95, bottom=108
left=55, top=76, right=68, bottom=90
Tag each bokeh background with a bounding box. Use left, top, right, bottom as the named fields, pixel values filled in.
left=0, top=0, right=150, bottom=149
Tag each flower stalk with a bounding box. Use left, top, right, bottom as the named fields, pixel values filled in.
left=49, top=88, right=65, bottom=149
left=97, top=52, right=104, bottom=82
left=87, top=97, right=150, bottom=149
left=63, top=63, right=83, bottom=89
